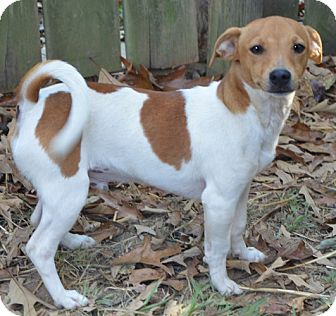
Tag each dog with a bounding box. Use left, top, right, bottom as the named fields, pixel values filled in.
left=11, top=16, right=322, bottom=309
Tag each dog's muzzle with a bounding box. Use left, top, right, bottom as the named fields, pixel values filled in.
left=268, top=69, right=294, bottom=94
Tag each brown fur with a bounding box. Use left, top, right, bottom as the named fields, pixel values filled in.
left=87, top=82, right=120, bottom=93
left=140, top=91, right=191, bottom=170
left=217, top=63, right=250, bottom=113
left=35, top=92, right=81, bottom=177
left=16, top=61, right=51, bottom=103
left=210, top=16, right=322, bottom=113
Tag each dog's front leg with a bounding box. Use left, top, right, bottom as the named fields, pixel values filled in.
left=230, top=183, right=266, bottom=262
left=202, top=184, right=242, bottom=295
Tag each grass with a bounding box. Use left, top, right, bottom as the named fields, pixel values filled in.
left=283, top=190, right=315, bottom=233
left=182, top=280, right=234, bottom=316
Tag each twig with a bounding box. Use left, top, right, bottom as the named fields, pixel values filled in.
left=279, top=249, right=336, bottom=272
left=240, top=285, right=329, bottom=299
left=252, top=205, right=283, bottom=227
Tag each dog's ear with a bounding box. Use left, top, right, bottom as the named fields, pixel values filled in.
left=305, top=26, right=323, bottom=64
left=208, top=27, right=241, bottom=67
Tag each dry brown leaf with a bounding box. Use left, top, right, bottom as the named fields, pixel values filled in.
left=311, top=162, right=336, bottom=179
left=5, top=227, right=31, bottom=265
left=282, top=122, right=323, bottom=142
left=227, top=260, right=251, bottom=274
left=162, top=246, right=201, bottom=267
left=129, top=268, right=165, bottom=285
left=97, top=191, right=144, bottom=220
left=276, top=160, right=310, bottom=176
left=125, top=281, right=160, bottom=312
left=277, top=239, right=313, bottom=260
left=275, top=169, right=294, bottom=185
left=112, top=236, right=181, bottom=274
left=308, top=99, right=336, bottom=113
left=88, top=222, right=124, bottom=243
left=134, top=224, right=156, bottom=236
left=163, top=300, right=183, bottom=316
left=162, top=279, right=185, bottom=291
left=280, top=225, right=291, bottom=238
left=6, top=279, right=54, bottom=316
left=178, top=258, right=200, bottom=278
left=98, top=68, right=128, bottom=86
left=260, top=300, right=290, bottom=315
left=299, top=186, right=320, bottom=217
left=276, top=146, right=305, bottom=164
left=256, top=257, right=288, bottom=283
left=167, top=211, right=182, bottom=226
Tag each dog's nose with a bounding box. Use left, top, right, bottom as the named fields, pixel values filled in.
left=269, top=69, right=291, bottom=87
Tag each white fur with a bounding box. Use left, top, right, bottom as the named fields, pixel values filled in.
left=12, top=59, right=296, bottom=307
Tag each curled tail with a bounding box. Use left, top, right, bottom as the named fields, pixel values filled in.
left=17, top=60, right=89, bottom=158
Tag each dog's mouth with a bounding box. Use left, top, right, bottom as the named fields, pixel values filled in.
left=267, top=88, right=295, bottom=95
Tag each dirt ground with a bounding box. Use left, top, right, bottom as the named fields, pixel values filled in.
left=0, top=57, right=336, bottom=315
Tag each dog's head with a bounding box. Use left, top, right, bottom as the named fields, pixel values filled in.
left=209, top=16, right=322, bottom=95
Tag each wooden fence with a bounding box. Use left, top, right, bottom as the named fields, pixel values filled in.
left=0, top=0, right=335, bottom=92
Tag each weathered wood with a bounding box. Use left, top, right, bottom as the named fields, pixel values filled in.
left=42, top=0, right=121, bottom=77
left=123, top=0, right=198, bottom=69
left=305, top=0, right=336, bottom=56
left=263, top=0, right=299, bottom=19
left=0, top=0, right=40, bottom=93
left=207, top=0, right=263, bottom=75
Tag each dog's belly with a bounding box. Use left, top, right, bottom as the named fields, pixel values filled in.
left=88, top=167, right=205, bottom=199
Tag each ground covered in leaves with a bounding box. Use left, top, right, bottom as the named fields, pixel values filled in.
left=0, top=57, right=336, bottom=315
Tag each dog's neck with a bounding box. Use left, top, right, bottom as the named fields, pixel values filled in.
left=220, top=62, right=294, bottom=135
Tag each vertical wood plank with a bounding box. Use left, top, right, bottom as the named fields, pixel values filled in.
left=305, top=0, right=336, bottom=56
left=207, top=0, right=263, bottom=75
left=263, top=0, right=299, bottom=19
left=0, top=0, right=40, bottom=92
left=42, top=0, right=121, bottom=77
left=123, top=0, right=198, bottom=69
left=123, top=0, right=150, bottom=67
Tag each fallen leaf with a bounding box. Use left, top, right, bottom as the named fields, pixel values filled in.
left=162, top=246, right=201, bottom=267
left=162, top=279, right=185, bottom=291
left=134, top=224, right=156, bottom=236
left=282, top=122, right=323, bottom=142
left=98, top=68, right=128, bottom=86
left=88, top=222, right=124, bottom=243
left=256, top=257, right=288, bottom=283
left=299, top=186, right=320, bottom=217
left=277, top=239, right=313, bottom=260
left=227, top=260, right=251, bottom=274
left=6, top=279, right=54, bottom=316
left=163, top=300, right=183, bottom=316
left=112, top=236, right=181, bottom=274
left=129, top=268, right=165, bottom=285
left=167, top=211, right=182, bottom=226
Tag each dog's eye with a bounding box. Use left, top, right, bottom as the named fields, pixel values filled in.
left=293, top=43, right=305, bottom=54
left=250, top=45, right=264, bottom=55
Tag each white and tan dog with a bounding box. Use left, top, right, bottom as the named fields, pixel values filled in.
left=12, top=16, right=322, bottom=309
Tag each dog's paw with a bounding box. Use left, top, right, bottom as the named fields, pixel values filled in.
left=211, top=276, right=242, bottom=296
left=238, top=247, right=266, bottom=262
left=61, top=233, right=96, bottom=250
left=55, top=290, right=89, bottom=309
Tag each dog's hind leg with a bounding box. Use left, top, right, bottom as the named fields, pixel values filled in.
left=25, top=174, right=90, bottom=309
left=61, top=232, right=96, bottom=250
left=230, top=182, right=266, bottom=262
left=30, top=200, right=95, bottom=250
left=31, top=200, right=42, bottom=227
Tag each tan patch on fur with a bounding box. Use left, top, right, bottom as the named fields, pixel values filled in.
left=141, top=91, right=191, bottom=170
left=87, top=82, right=120, bottom=93
left=217, top=64, right=250, bottom=113
left=35, top=92, right=81, bottom=177
left=26, top=74, right=52, bottom=103
left=16, top=61, right=51, bottom=103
